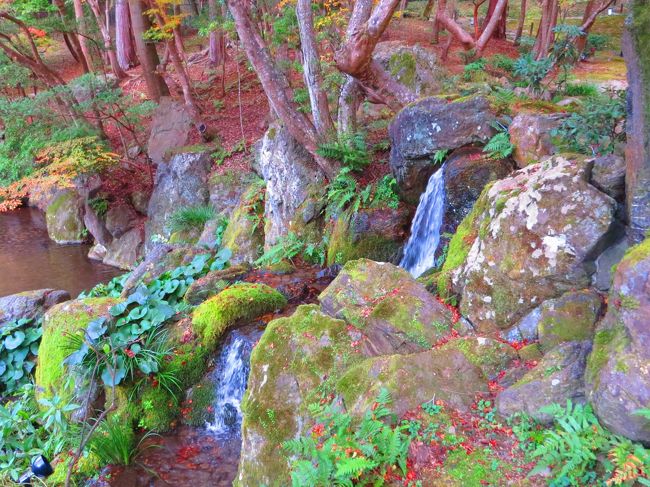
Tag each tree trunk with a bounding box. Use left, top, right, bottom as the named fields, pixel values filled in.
left=533, top=0, right=558, bottom=59
left=73, top=0, right=94, bottom=71
left=296, top=0, right=335, bottom=138
left=116, top=0, right=138, bottom=70
left=53, top=0, right=90, bottom=72
left=483, top=0, right=507, bottom=39
left=514, top=0, right=527, bottom=44
left=337, top=76, right=362, bottom=136
left=87, top=0, right=127, bottom=78
left=422, top=0, right=436, bottom=18
left=128, top=0, right=169, bottom=100
left=575, top=0, right=615, bottom=53
left=208, top=0, right=226, bottom=66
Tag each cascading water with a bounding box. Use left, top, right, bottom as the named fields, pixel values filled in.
left=207, top=328, right=258, bottom=436
left=400, top=164, right=446, bottom=278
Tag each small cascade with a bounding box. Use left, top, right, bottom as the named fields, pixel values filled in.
left=400, top=164, right=447, bottom=278
left=206, top=328, right=258, bottom=436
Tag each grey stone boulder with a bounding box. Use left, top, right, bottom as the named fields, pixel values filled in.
left=105, top=205, right=138, bottom=238
left=144, top=150, right=212, bottom=252
left=220, top=180, right=266, bottom=264
left=508, top=113, right=564, bottom=168
left=103, top=228, right=144, bottom=270
left=147, top=97, right=195, bottom=165
left=591, top=234, right=631, bottom=291
left=389, top=96, right=496, bottom=203
left=497, top=341, right=592, bottom=424
left=0, top=289, right=70, bottom=327
left=590, top=154, right=626, bottom=201
left=45, top=190, right=86, bottom=244
left=586, top=238, right=650, bottom=443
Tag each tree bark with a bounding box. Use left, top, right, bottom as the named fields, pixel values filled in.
left=575, top=0, right=615, bottom=53
left=483, top=0, right=507, bottom=39
left=208, top=0, right=226, bottom=66
left=87, top=0, right=127, bottom=78
left=116, top=0, right=138, bottom=70
left=296, top=0, right=335, bottom=138
left=422, top=0, right=436, bottom=18
left=533, top=0, right=558, bottom=59
left=73, top=0, right=94, bottom=71
left=514, top=0, right=527, bottom=44
left=337, top=76, right=362, bottom=136
left=53, top=0, right=90, bottom=72
left=128, top=0, right=169, bottom=100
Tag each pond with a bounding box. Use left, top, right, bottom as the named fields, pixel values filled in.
left=0, top=207, right=122, bottom=297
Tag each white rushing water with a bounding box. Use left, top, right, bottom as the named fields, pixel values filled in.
left=207, top=330, right=255, bottom=436
left=400, top=164, right=447, bottom=278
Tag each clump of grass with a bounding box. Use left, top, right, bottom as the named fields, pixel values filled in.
left=89, top=414, right=158, bottom=466
left=564, top=83, right=599, bottom=97
left=167, top=204, right=216, bottom=233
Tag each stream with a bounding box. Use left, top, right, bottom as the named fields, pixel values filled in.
left=0, top=207, right=121, bottom=297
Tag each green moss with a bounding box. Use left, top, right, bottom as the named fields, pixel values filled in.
left=444, top=448, right=502, bottom=485
left=621, top=237, right=650, bottom=267
left=221, top=179, right=265, bottom=260
left=48, top=452, right=101, bottom=486
left=185, top=379, right=216, bottom=426
left=164, top=342, right=211, bottom=390
left=36, top=298, right=119, bottom=401
left=140, top=386, right=180, bottom=432
left=192, top=283, right=287, bottom=350
left=388, top=51, right=417, bottom=88
left=440, top=337, right=515, bottom=378
left=585, top=321, right=630, bottom=386
left=518, top=343, right=543, bottom=361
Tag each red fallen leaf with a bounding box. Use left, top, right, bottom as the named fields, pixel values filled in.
left=124, top=348, right=136, bottom=358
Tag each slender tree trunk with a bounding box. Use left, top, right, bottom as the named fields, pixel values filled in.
left=87, top=0, right=127, bottom=78
left=514, top=0, right=527, bottom=44
left=422, top=0, right=436, bottom=18
left=128, top=0, right=169, bottom=100
left=483, top=0, right=507, bottom=39
left=575, top=0, right=615, bottom=53
left=472, top=0, right=486, bottom=38
left=296, top=0, right=335, bottom=138
left=52, top=0, right=90, bottom=72
left=73, top=0, right=94, bottom=71
left=533, top=0, right=558, bottom=58
left=116, top=0, right=138, bottom=70
left=337, top=76, right=362, bottom=136
left=208, top=0, right=225, bottom=66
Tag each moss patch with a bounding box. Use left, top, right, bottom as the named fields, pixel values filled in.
left=192, top=283, right=287, bottom=350
left=139, top=385, right=180, bottom=432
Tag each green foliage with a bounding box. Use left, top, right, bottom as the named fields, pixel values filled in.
left=483, top=120, right=514, bottom=159
left=488, top=54, right=516, bottom=72
left=584, top=34, right=609, bottom=56
left=553, top=92, right=626, bottom=155
left=564, top=83, right=599, bottom=97
left=212, top=139, right=247, bottom=166
left=513, top=54, right=553, bottom=93
left=89, top=413, right=139, bottom=466
left=463, top=58, right=486, bottom=81
left=88, top=196, right=109, bottom=217
left=0, top=385, right=78, bottom=481
left=283, top=388, right=411, bottom=486
left=371, top=175, right=400, bottom=210
left=167, top=204, right=216, bottom=233
left=255, top=232, right=329, bottom=267
left=432, top=149, right=450, bottom=166
left=0, top=318, right=41, bottom=395
left=325, top=168, right=371, bottom=219
left=79, top=272, right=130, bottom=299
left=317, top=133, right=370, bottom=172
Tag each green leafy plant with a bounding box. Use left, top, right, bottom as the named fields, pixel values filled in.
left=564, top=83, right=599, bottom=97
left=513, top=54, right=553, bottom=94
left=167, top=204, right=216, bottom=234
left=325, top=168, right=369, bottom=219
left=463, top=58, right=486, bottom=81
left=0, top=318, right=42, bottom=395
left=255, top=232, right=306, bottom=266
left=488, top=54, right=516, bottom=73
left=212, top=139, right=247, bottom=166
left=88, top=196, right=109, bottom=217
left=483, top=119, right=514, bottom=159
left=317, top=133, right=370, bottom=171
left=432, top=149, right=449, bottom=166
left=283, top=389, right=411, bottom=486
left=371, top=175, right=400, bottom=210
left=79, top=272, right=131, bottom=299
left=89, top=413, right=158, bottom=466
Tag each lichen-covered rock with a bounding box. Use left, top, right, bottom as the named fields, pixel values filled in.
left=319, top=259, right=454, bottom=354
left=184, top=264, right=251, bottom=305
left=255, top=123, right=325, bottom=247
left=497, top=341, right=592, bottom=423
left=373, top=41, right=446, bottom=100
left=586, top=238, right=650, bottom=443
left=338, top=347, right=489, bottom=419
left=147, top=97, right=194, bottom=165
left=103, top=227, right=144, bottom=270
left=326, top=206, right=410, bottom=266
left=537, top=289, right=603, bottom=352
left=144, top=150, right=212, bottom=252
left=452, top=155, right=616, bottom=332
left=439, top=336, right=518, bottom=379
left=0, top=289, right=70, bottom=327
left=221, top=179, right=266, bottom=264
left=508, top=113, right=564, bottom=168
left=389, top=96, right=496, bottom=203
left=45, top=190, right=86, bottom=244
left=192, top=283, right=287, bottom=350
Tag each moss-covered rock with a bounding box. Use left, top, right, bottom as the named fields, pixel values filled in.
left=35, top=298, right=119, bottom=408
left=192, top=283, right=287, bottom=350
left=139, top=385, right=180, bottom=432
left=221, top=179, right=265, bottom=264
left=439, top=336, right=518, bottom=379
left=184, top=378, right=216, bottom=426
left=184, top=264, right=251, bottom=305
left=45, top=190, right=86, bottom=244
left=586, top=237, right=650, bottom=443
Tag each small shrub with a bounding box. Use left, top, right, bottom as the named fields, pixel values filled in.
left=0, top=318, right=42, bottom=395
left=564, top=83, right=599, bottom=97
left=88, top=196, right=109, bottom=217
left=483, top=119, right=514, bottom=159
left=167, top=205, right=216, bottom=233
left=463, top=58, right=486, bottom=81
left=317, top=133, right=370, bottom=171
left=513, top=54, right=553, bottom=94
left=371, top=175, right=400, bottom=210
left=488, top=54, right=516, bottom=72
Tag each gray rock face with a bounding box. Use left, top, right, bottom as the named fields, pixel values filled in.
left=592, top=235, right=631, bottom=291
left=508, top=113, right=564, bottom=168
left=256, top=123, right=325, bottom=247
left=147, top=97, right=195, bottom=165
left=590, top=154, right=626, bottom=201
left=0, top=289, right=70, bottom=326
left=389, top=96, right=496, bottom=203
left=373, top=41, right=446, bottom=100
left=497, top=341, right=592, bottom=424
left=45, top=190, right=86, bottom=244
left=586, top=238, right=650, bottom=443
left=83, top=203, right=112, bottom=247
left=105, top=205, right=138, bottom=238
left=144, top=150, right=212, bottom=252
left=454, top=156, right=616, bottom=332
left=103, top=228, right=144, bottom=270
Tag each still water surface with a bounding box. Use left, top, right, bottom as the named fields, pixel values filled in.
left=0, top=207, right=121, bottom=297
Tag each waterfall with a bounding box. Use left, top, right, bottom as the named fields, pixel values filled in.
left=400, top=164, right=446, bottom=278
left=206, top=329, right=256, bottom=436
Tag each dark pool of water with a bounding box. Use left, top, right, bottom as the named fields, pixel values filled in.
left=0, top=207, right=122, bottom=297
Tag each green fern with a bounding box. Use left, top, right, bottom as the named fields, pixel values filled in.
left=317, top=132, right=370, bottom=171
left=483, top=120, right=514, bottom=160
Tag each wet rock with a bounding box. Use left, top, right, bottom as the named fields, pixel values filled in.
left=590, top=154, right=626, bottom=201
left=147, top=97, right=195, bottom=165
left=500, top=306, right=541, bottom=343
left=45, top=190, right=86, bottom=244
left=452, top=155, right=616, bottom=332
left=88, top=243, right=107, bottom=261
left=221, top=179, right=266, bottom=264
left=326, top=206, right=411, bottom=266
left=373, top=41, right=446, bottom=99
left=508, top=113, right=564, bottom=168
left=103, top=227, right=144, bottom=270
left=389, top=96, right=496, bottom=203
left=497, top=341, right=592, bottom=424
left=586, top=238, right=650, bottom=443
left=83, top=203, right=112, bottom=246
left=105, top=204, right=138, bottom=238
left=144, top=150, right=212, bottom=252
left=0, top=289, right=70, bottom=327
left=208, top=169, right=259, bottom=218
left=255, top=122, right=325, bottom=247
left=537, top=290, right=603, bottom=353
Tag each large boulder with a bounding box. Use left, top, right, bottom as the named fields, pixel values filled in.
left=451, top=155, right=616, bottom=332
left=326, top=206, right=410, bottom=266
left=586, top=238, right=650, bottom=443
left=255, top=123, right=325, bottom=247
left=144, top=149, right=212, bottom=251
left=105, top=204, right=138, bottom=239
left=147, top=97, right=195, bottom=165
left=373, top=41, right=446, bottom=100
left=0, top=289, right=70, bottom=327
left=389, top=96, right=496, bottom=203
left=497, top=341, right=592, bottom=423
left=508, top=113, right=563, bottom=168
left=590, top=154, right=626, bottom=202
left=103, top=227, right=144, bottom=270
left=45, top=190, right=86, bottom=244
